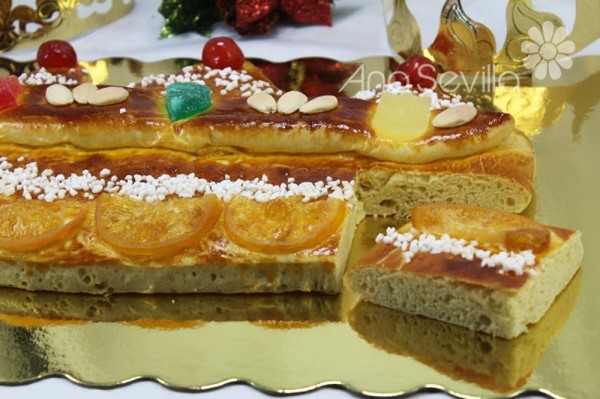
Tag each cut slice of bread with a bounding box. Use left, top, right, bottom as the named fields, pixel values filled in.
left=346, top=204, right=583, bottom=339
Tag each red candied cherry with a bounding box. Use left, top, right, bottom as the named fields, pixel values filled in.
left=392, top=55, right=438, bottom=90
left=202, top=37, right=245, bottom=70
left=37, top=40, right=78, bottom=69
left=0, top=76, right=23, bottom=111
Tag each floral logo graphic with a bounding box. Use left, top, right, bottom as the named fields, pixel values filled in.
left=521, top=21, right=575, bottom=80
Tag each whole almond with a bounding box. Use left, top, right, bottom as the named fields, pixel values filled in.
left=72, top=82, right=98, bottom=104
left=299, top=95, right=338, bottom=114
left=277, top=91, right=308, bottom=114
left=432, top=104, right=478, bottom=128
left=247, top=92, right=277, bottom=114
left=46, top=84, right=73, bottom=106
left=88, top=86, right=129, bottom=106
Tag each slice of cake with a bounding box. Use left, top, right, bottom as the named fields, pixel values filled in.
left=346, top=204, right=583, bottom=338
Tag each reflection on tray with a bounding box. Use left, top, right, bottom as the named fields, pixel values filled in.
left=0, top=290, right=341, bottom=330
left=348, top=270, right=581, bottom=393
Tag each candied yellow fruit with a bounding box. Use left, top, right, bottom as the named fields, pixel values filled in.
left=372, top=92, right=431, bottom=142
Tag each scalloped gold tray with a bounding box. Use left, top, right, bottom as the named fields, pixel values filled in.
left=0, top=56, right=598, bottom=398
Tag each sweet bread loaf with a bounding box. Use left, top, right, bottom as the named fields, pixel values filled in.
left=0, top=39, right=538, bottom=294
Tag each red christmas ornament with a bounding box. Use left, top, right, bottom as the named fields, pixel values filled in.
left=217, top=0, right=332, bottom=35
left=235, top=0, right=279, bottom=34
left=280, top=0, right=332, bottom=26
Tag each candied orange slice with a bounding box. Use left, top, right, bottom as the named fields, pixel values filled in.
left=224, top=196, right=347, bottom=254
left=411, top=204, right=550, bottom=253
left=0, top=199, right=88, bottom=251
left=95, top=195, right=221, bottom=257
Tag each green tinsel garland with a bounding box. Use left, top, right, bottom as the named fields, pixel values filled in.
left=159, top=0, right=223, bottom=38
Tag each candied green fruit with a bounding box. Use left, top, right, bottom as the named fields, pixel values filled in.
left=166, top=82, right=212, bottom=122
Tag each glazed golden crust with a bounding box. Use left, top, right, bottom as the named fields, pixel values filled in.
left=356, top=248, right=529, bottom=290
left=0, top=143, right=358, bottom=185
left=0, top=85, right=515, bottom=164
left=0, top=86, right=168, bottom=149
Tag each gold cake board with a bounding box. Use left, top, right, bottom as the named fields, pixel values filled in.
left=0, top=55, right=597, bottom=398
